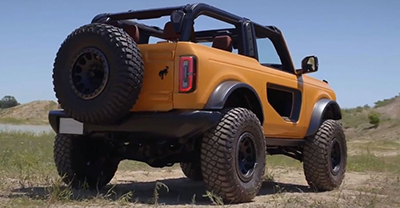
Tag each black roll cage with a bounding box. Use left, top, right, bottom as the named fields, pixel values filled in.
left=91, top=3, right=295, bottom=73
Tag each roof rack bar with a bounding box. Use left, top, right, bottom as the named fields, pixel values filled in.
left=107, top=6, right=184, bottom=20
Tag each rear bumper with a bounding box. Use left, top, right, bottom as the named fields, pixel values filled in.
left=48, top=110, right=222, bottom=138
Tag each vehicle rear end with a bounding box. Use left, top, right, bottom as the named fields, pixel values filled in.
left=49, top=5, right=274, bottom=204
left=49, top=20, right=222, bottom=139
left=48, top=19, right=223, bottom=189
left=133, top=42, right=201, bottom=111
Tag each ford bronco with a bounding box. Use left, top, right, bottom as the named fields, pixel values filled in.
left=49, top=3, right=346, bottom=203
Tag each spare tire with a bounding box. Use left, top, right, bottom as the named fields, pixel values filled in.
left=53, top=23, right=144, bottom=124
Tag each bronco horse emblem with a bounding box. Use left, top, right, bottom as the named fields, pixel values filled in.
left=159, top=66, right=169, bottom=80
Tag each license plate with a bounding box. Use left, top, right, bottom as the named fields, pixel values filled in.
left=59, top=118, right=84, bottom=135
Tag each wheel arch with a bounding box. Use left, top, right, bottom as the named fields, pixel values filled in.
left=204, top=80, right=264, bottom=124
left=305, top=98, right=342, bottom=137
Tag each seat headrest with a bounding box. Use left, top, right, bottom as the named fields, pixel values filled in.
left=162, top=22, right=179, bottom=41
left=124, top=24, right=140, bottom=43
left=212, top=35, right=233, bottom=52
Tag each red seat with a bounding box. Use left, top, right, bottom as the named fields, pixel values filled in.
left=163, top=22, right=179, bottom=41
left=124, top=24, right=140, bottom=43
left=212, top=35, right=233, bottom=52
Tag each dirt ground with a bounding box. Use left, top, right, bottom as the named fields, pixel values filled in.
left=4, top=167, right=399, bottom=208
left=108, top=169, right=398, bottom=207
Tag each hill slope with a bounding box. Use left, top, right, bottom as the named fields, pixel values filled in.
left=375, top=94, right=400, bottom=119
left=0, top=94, right=399, bottom=127
left=339, top=93, right=400, bottom=158
left=0, top=100, right=58, bottom=125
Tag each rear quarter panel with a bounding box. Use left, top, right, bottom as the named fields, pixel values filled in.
left=173, top=42, right=267, bottom=109
left=173, top=42, right=318, bottom=138
left=132, top=42, right=337, bottom=139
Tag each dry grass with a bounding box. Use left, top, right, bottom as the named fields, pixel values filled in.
left=0, top=117, right=50, bottom=125
left=1, top=95, right=400, bottom=207
left=0, top=94, right=399, bottom=206
left=0, top=130, right=399, bottom=207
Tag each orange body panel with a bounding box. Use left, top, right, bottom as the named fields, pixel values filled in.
left=133, top=42, right=337, bottom=139
left=131, top=42, right=177, bottom=111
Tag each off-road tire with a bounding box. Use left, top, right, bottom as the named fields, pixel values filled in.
left=180, top=162, right=203, bottom=181
left=54, top=134, right=119, bottom=189
left=200, top=108, right=266, bottom=203
left=303, top=119, right=347, bottom=191
left=53, top=23, right=144, bottom=124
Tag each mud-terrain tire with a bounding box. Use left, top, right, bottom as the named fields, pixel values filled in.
left=303, top=119, right=347, bottom=191
left=53, top=23, right=144, bottom=124
left=54, top=134, right=120, bottom=189
left=180, top=161, right=203, bottom=181
left=200, top=108, right=266, bottom=203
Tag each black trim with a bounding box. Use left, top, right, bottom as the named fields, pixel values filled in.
left=238, top=20, right=254, bottom=59
left=48, top=110, right=65, bottom=133
left=266, top=145, right=303, bottom=161
left=90, top=3, right=290, bottom=61
left=49, top=110, right=222, bottom=139
left=183, top=3, right=243, bottom=25
left=109, top=21, right=160, bottom=44
left=253, top=24, right=295, bottom=74
left=204, top=81, right=262, bottom=109
left=248, top=22, right=258, bottom=60
left=93, top=6, right=185, bottom=21
left=265, top=138, right=305, bottom=146
left=305, top=98, right=342, bottom=136
left=266, top=83, right=302, bottom=122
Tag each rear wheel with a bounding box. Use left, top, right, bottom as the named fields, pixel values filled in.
left=200, top=108, right=266, bottom=203
left=303, top=119, right=347, bottom=191
left=180, top=161, right=203, bottom=181
left=53, top=23, right=144, bottom=125
left=53, top=134, right=120, bottom=189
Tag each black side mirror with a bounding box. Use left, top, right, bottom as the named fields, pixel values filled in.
left=295, top=56, right=319, bottom=75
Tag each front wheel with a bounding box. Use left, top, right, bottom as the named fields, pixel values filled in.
left=303, top=119, right=347, bottom=191
left=200, top=108, right=266, bottom=203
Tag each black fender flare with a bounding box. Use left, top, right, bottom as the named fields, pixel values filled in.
left=305, top=98, right=342, bottom=137
left=204, top=80, right=264, bottom=122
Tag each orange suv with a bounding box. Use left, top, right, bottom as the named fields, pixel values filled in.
left=49, top=3, right=346, bottom=204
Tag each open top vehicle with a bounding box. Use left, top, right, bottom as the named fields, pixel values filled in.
left=49, top=3, right=346, bottom=203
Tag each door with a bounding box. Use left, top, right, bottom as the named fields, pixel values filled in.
left=255, top=37, right=307, bottom=138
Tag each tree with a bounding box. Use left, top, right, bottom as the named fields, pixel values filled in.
left=0, top=95, right=20, bottom=109
left=368, top=111, right=380, bottom=126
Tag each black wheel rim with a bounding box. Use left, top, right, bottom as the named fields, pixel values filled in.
left=330, top=138, right=342, bottom=175
left=236, top=132, right=257, bottom=182
left=70, top=47, right=109, bottom=100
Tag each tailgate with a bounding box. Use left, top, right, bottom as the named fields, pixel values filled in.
left=130, top=42, right=177, bottom=112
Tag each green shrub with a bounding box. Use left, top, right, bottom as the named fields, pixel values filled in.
left=0, top=95, right=19, bottom=109
left=374, top=94, right=399, bottom=108
left=368, top=111, right=381, bottom=126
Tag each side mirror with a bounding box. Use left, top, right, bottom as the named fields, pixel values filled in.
left=295, top=56, right=319, bottom=75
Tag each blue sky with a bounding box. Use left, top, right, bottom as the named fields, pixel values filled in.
left=0, top=0, right=399, bottom=108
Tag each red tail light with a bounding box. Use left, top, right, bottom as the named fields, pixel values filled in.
left=179, top=56, right=196, bottom=92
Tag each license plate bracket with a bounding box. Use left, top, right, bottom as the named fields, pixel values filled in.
left=59, top=118, right=84, bottom=135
